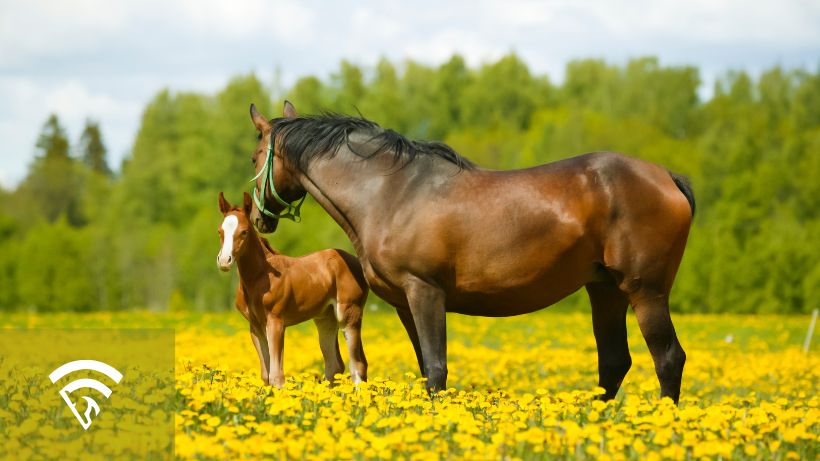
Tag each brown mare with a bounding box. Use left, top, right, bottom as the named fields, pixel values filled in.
left=217, top=192, right=369, bottom=387
left=247, top=102, right=695, bottom=403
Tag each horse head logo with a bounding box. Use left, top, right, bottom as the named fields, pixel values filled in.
left=48, top=360, right=123, bottom=430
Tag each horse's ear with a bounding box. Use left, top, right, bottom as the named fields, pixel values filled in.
left=283, top=100, right=298, bottom=119
left=250, top=103, right=270, bottom=132
left=242, top=191, right=253, bottom=216
left=218, top=192, right=231, bottom=214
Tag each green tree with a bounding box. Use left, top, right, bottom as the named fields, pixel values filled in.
left=78, top=120, right=112, bottom=176
left=37, top=114, right=70, bottom=161
left=430, top=55, right=471, bottom=139
left=461, top=53, right=552, bottom=129
left=16, top=218, right=95, bottom=311
left=288, top=76, right=330, bottom=114
left=16, top=114, right=86, bottom=226
left=361, top=58, right=404, bottom=131
left=331, top=60, right=367, bottom=112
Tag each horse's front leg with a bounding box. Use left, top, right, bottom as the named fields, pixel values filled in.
left=249, top=322, right=270, bottom=384
left=396, top=306, right=425, bottom=377
left=265, top=315, right=286, bottom=388
left=405, top=279, right=448, bottom=393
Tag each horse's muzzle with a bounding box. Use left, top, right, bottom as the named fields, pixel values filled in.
left=250, top=207, right=279, bottom=234
left=217, top=253, right=233, bottom=272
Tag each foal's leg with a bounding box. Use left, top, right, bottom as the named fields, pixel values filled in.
left=339, top=303, right=367, bottom=384
left=265, top=315, right=286, bottom=388
left=630, top=289, right=686, bottom=403
left=586, top=281, right=631, bottom=400
left=314, top=308, right=345, bottom=382
left=250, top=322, right=270, bottom=384
left=405, top=279, right=448, bottom=393
left=396, top=307, right=425, bottom=377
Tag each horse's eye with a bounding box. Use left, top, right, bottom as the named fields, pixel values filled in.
left=251, top=157, right=256, bottom=165
left=240, top=230, right=248, bottom=237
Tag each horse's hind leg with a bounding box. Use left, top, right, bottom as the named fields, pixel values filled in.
left=612, top=256, right=687, bottom=403
left=586, top=280, right=631, bottom=400
left=630, top=289, right=686, bottom=403
left=339, top=302, right=368, bottom=384
left=314, top=309, right=345, bottom=382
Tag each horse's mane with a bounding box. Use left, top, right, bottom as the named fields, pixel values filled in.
left=269, top=114, right=475, bottom=171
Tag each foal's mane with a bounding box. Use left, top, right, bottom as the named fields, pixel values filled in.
left=259, top=237, right=279, bottom=255
left=269, top=114, right=475, bottom=171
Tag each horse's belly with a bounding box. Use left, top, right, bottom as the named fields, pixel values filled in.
left=446, top=277, right=587, bottom=317
left=446, top=245, right=599, bottom=316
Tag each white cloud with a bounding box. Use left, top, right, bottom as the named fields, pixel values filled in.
left=478, top=0, right=564, bottom=27
left=173, top=0, right=313, bottom=42
left=0, top=0, right=129, bottom=67
left=402, top=29, right=506, bottom=67
left=47, top=81, right=136, bottom=122
left=0, top=169, right=10, bottom=189
left=581, top=0, right=820, bottom=45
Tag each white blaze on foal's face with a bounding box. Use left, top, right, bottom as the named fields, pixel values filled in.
left=217, top=215, right=239, bottom=271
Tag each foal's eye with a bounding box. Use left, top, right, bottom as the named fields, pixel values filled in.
left=240, top=230, right=248, bottom=237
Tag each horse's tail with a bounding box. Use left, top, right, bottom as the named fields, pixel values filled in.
left=669, top=172, right=696, bottom=217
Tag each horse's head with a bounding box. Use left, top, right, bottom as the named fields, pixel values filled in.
left=217, top=191, right=254, bottom=272
left=248, top=101, right=307, bottom=234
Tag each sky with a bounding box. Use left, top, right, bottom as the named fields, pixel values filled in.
left=1, top=0, right=818, bottom=188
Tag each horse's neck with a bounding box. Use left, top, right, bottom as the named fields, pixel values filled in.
left=236, top=234, right=276, bottom=288
left=299, top=174, right=362, bottom=256
left=297, top=148, right=458, bottom=258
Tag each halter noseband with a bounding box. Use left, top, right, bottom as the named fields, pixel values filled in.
left=251, top=135, right=306, bottom=222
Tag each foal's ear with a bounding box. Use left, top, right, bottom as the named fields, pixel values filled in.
left=242, top=191, right=253, bottom=216
left=218, top=191, right=231, bottom=214
left=250, top=103, right=270, bottom=132
left=283, top=100, right=298, bottom=119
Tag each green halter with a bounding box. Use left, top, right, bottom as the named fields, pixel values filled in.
left=251, top=136, right=306, bottom=222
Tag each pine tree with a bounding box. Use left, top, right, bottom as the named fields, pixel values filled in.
left=78, top=120, right=112, bottom=176
left=19, top=114, right=86, bottom=225
left=36, top=114, right=70, bottom=160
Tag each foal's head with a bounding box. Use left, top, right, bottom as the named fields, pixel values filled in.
left=217, top=192, right=254, bottom=272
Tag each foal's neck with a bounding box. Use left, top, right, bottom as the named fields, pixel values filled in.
left=236, top=228, right=275, bottom=287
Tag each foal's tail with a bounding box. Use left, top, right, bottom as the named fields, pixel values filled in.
left=669, top=172, right=696, bottom=217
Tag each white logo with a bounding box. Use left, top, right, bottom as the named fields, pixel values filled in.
left=49, top=360, right=123, bottom=430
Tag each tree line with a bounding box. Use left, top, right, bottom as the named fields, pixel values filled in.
left=0, top=55, right=817, bottom=314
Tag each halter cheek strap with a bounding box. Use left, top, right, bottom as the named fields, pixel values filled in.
left=251, top=136, right=306, bottom=222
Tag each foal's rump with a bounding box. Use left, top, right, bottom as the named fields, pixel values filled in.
left=331, top=249, right=369, bottom=303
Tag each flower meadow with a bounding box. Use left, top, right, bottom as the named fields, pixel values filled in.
left=3, top=309, right=819, bottom=460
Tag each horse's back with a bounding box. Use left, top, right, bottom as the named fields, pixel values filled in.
left=514, top=151, right=693, bottom=236
left=430, top=152, right=692, bottom=314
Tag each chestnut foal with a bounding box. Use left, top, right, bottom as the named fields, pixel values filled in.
left=217, top=192, right=369, bottom=387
